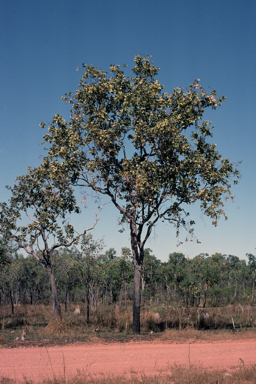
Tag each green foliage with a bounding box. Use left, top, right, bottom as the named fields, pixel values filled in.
left=0, top=247, right=255, bottom=311
left=0, top=238, right=13, bottom=267
left=141, top=248, right=162, bottom=292
left=42, top=55, right=240, bottom=251
left=0, top=163, right=85, bottom=261
left=80, top=234, right=104, bottom=285
left=104, top=248, right=117, bottom=260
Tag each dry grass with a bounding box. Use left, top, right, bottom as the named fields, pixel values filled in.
left=170, top=363, right=256, bottom=383
left=0, top=302, right=255, bottom=346
left=160, top=328, right=256, bottom=342
left=1, top=364, right=256, bottom=384
left=44, top=318, right=68, bottom=336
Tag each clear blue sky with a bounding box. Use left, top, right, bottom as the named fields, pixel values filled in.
left=0, top=0, right=255, bottom=261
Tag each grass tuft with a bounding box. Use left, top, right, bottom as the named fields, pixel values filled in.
left=1, top=364, right=256, bottom=383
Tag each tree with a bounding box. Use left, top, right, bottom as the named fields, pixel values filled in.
left=0, top=163, right=102, bottom=318
left=119, top=247, right=133, bottom=308
left=0, top=238, right=12, bottom=267
left=200, top=253, right=221, bottom=307
left=80, top=233, right=103, bottom=323
left=41, top=55, right=240, bottom=332
left=227, top=254, right=242, bottom=303
left=105, top=248, right=117, bottom=260
left=247, top=253, right=256, bottom=304
left=52, top=247, right=81, bottom=311
left=0, top=245, right=23, bottom=313
left=141, top=248, right=161, bottom=298
left=20, top=254, right=50, bottom=305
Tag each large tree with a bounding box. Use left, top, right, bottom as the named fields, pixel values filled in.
left=0, top=162, right=102, bottom=318
left=41, top=55, right=240, bottom=332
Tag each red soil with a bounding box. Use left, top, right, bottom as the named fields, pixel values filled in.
left=1, top=339, right=256, bottom=381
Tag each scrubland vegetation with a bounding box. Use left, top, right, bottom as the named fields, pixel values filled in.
left=0, top=240, right=255, bottom=346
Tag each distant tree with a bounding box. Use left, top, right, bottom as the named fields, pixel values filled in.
left=247, top=253, right=256, bottom=304
left=168, top=253, right=187, bottom=287
left=227, top=255, right=242, bottom=303
left=20, top=255, right=50, bottom=305
left=121, top=247, right=133, bottom=261
left=52, top=247, right=81, bottom=311
left=80, top=233, right=103, bottom=323
left=105, top=248, right=117, bottom=260
left=41, top=55, right=240, bottom=332
left=119, top=247, right=133, bottom=307
left=200, top=254, right=222, bottom=307
left=0, top=163, right=102, bottom=318
left=141, top=248, right=161, bottom=297
left=0, top=252, right=24, bottom=314
left=98, top=249, right=120, bottom=306
left=0, top=238, right=12, bottom=267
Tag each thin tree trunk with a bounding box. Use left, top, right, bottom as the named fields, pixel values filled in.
left=119, top=285, right=123, bottom=308
left=86, top=283, right=90, bottom=324
left=125, top=281, right=127, bottom=309
left=233, top=275, right=237, bottom=303
left=47, top=265, right=61, bottom=318
left=203, top=290, right=207, bottom=308
left=184, top=290, right=187, bottom=307
left=65, top=288, right=68, bottom=312
left=133, top=262, right=141, bottom=334
left=251, top=271, right=255, bottom=304
left=10, top=289, right=14, bottom=315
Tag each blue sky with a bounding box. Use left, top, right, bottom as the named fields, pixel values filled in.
left=0, top=0, right=255, bottom=261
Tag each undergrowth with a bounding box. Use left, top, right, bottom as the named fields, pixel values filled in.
left=0, top=302, right=255, bottom=345
left=1, top=364, right=256, bottom=383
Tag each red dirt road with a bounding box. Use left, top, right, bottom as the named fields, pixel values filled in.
left=1, top=339, right=256, bottom=381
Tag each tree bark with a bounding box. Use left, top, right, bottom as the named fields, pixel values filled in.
left=65, top=288, right=68, bottom=312
left=233, top=274, right=237, bottom=303
left=46, top=265, right=61, bottom=318
left=125, top=282, right=127, bottom=309
left=251, top=271, right=255, bottom=304
left=10, top=289, right=14, bottom=315
left=86, top=282, right=90, bottom=324
left=130, top=218, right=144, bottom=334
left=203, top=290, right=207, bottom=308
left=132, top=262, right=142, bottom=334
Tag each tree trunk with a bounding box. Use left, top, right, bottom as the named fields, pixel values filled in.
left=86, top=281, right=90, bottom=324
left=130, top=220, right=144, bottom=334
left=124, top=282, right=127, bottom=309
left=184, top=289, right=187, bottom=307
left=65, top=288, right=68, bottom=312
left=203, top=290, right=207, bottom=308
left=233, top=275, right=237, bottom=303
left=251, top=271, right=255, bottom=304
left=119, top=285, right=123, bottom=308
left=46, top=265, right=61, bottom=318
left=10, top=289, right=14, bottom=315
left=132, top=262, right=141, bottom=334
